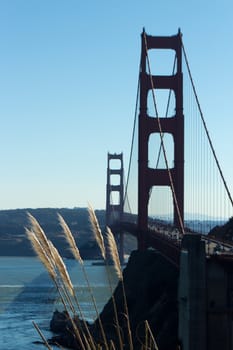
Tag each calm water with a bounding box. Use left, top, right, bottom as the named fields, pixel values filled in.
left=0, top=257, right=118, bottom=350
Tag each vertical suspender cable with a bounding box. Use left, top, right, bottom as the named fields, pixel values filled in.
left=182, top=39, right=233, bottom=209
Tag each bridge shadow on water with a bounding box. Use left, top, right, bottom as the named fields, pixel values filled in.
left=0, top=257, right=119, bottom=350
left=0, top=259, right=76, bottom=350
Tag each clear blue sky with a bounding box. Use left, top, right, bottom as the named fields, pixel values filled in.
left=0, top=0, right=232, bottom=211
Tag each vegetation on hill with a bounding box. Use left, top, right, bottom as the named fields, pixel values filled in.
left=0, top=208, right=105, bottom=257
left=208, top=216, right=233, bottom=241
left=0, top=208, right=137, bottom=258
left=0, top=208, right=105, bottom=235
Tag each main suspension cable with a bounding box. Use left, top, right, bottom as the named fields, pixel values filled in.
left=123, top=170, right=132, bottom=214
left=123, top=63, right=141, bottom=211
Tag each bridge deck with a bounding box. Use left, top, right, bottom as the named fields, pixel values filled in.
left=111, top=221, right=233, bottom=269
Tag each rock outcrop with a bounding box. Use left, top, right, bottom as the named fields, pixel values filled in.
left=49, top=250, right=179, bottom=349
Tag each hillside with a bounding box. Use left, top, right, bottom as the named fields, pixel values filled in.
left=0, top=208, right=136, bottom=258
left=208, top=216, right=233, bottom=241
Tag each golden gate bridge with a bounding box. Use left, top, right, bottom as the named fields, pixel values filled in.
left=105, top=29, right=233, bottom=259
left=104, top=29, right=233, bottom=349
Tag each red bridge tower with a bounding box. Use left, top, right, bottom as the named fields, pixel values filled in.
left=106, top=152, right=124, bottom=262
left=138, top=30, right=184, bottom=249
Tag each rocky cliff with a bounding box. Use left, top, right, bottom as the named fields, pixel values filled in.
left=50, top=250, right=179, bottom=349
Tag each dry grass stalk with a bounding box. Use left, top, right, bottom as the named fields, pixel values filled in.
left=50, top=308, right=88, bottom=350
left=88, top=205, right=125, bottom=350
left=47, top=241, right=77, bottom=315
left=104, top=228, right=133, bottom=350
left=144, top=320, right=159, bottom=350
left=88, top=204, right=106, bottom=260
left=26, top=226, right=75, bottom=315
left=58, top=213, right=108, bottom=350
left=27, top=212, right=53, bottom=261
left=109, top=340, right=117, bottom=350
left=121, top=283, right=133, bottom=350
left=56, top=216, right=98, bottom=350
left=48, top=241, right=74, bottom=297
left=104, top=228, right=130, bottom=350
left=69, top=317, right=92, bottom=350
left=57, top=213, right=100, bottom=313
left=26, top=228, right=56, bottom=280
left=58, top=213, right=83, bottom=264
left=106, top=227, right=123, bottom=280
left=32, top=321, right=53, bottom=350
left=27, top=217, right=74, bottom=311
left=87, top=215, right=123, bottom=350
left=26, top=218, right=88, bottom=350
left=81, top=332, right=92, bottom=350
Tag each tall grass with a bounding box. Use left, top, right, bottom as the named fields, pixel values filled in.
left=26, top=208, right=158, bottom=350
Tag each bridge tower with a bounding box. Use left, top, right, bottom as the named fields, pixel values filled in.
left=138, top=30, right=184, bottom=250
left=106, top=152, right=124, bottom=262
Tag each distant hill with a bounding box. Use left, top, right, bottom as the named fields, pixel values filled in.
left=0, top=208, right=137, bottom=258
left=0, top=208, right=104, bottom=258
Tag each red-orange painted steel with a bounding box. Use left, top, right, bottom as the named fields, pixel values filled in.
left=138, top=30, right=184, bottom=250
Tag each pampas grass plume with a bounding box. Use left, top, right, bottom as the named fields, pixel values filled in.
left=25, top=228, right=56, bottom=280
left=27, top=212, right=53, bottom=262
left=48, top=240, right=74, bottom=296
left=106, top=227, right=123, bottom=280
left=88, top=204, right=106, bottom=260
left=58, top=213, right=83, bottom=264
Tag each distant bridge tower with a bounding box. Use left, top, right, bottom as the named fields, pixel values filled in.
left=138, top=30, right=184, bottom=250
left=106, top=152, right=124, bottom=262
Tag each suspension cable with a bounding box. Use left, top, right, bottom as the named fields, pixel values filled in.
left=143, top=31, right=185, bottom=235
left=181, top=39, right=233, bottom=209
left=123, top=63, right=141, bottom=211
left=123, top=171, right=132, bottom=214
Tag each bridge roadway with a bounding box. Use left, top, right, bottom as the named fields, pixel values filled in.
left=111, top=221, right=233, bottom=268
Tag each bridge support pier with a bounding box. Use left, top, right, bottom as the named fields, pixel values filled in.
left=178, top=234, right=207, bottom=350
left=178, top=235, right=233, bottom=350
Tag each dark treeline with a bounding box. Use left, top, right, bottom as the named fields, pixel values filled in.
left=0, top=208, right=106, bottom=258
left=0, top=207, right=105, bottom=236
left=0, top=208, right=137, bottom=258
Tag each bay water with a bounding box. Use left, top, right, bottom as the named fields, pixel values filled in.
left=0, top=256, right=118, bottom=350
